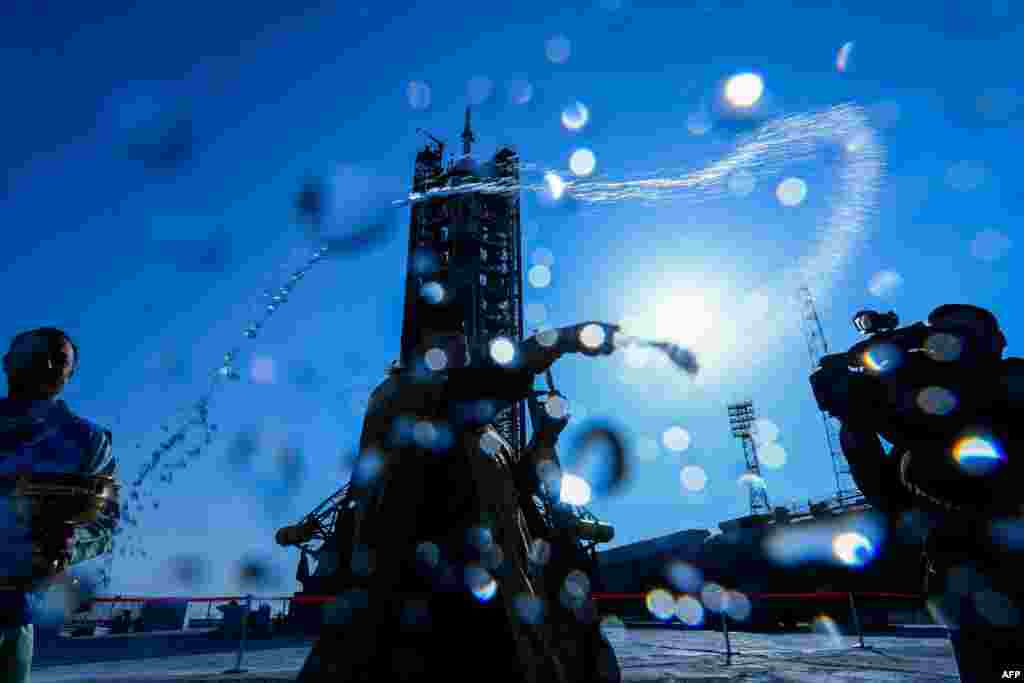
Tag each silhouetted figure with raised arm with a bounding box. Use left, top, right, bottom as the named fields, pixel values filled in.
left=297, top=322, right=622, bottom=683
left=811, top=304, right=1024, bottom=682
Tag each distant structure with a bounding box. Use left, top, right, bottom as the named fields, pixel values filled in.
left=277, top=110, right=530, bottom=629
left=401, top=106, right=526, bottom=454
left=797, top=285, right=861, bottom=506
left=727, top=400, right=770, bottom=516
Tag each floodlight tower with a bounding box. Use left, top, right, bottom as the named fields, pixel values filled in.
left=797, top=285, right=862, bottom=507
left=728, top=400, right=770, bottom=516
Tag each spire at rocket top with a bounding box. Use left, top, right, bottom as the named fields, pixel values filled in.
left=461, top=106, right=476, bottom=156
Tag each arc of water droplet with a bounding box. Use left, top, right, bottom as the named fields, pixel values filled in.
left=103, top=243, right=333, bottom=587
left=399, top=104, right=884, bottom=306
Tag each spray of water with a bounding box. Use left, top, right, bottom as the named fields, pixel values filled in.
left=404, top=103, right=883, bottom=302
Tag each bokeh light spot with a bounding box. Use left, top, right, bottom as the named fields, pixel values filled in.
left=953, top=435, right=1005, bottom=475
left=489, top=337, right=516, bottom=365
left=579, top=323, right=606, bottom=350
left=861, top=342, right=904, bottom=373
left=528, top=264, right=553, bottom=288
left=680, top=465, right=707, bottom=492
left=727, top=170, right=756, bottom=197
left=664, top=560, right=702, bottom=593
left=507, top=79, right=533, bottom=105
left=561, top=102, right=589, bottom=130
left=421, top=281, right=445, bottom=304
left=675, top=595, right=704, bottom=626
left=868, top=270, right=903, bottom=297
left=916, top=386, right=958, bottom=416
left=545, top=35, right=571, bottom=64
left=836, top=42, right=854, bottom=72
left=250, top=355, right=276, bottom=385
left=723, top=73, right=764, bottom=109
left=544, top=172, right=567, bottom=199
left=832, top=531, right=874, bottom=567
left=758, top=442, right=787, bottom=469
left=407, top=81, right=431, bottom=110
left=467, top=76, right=493, bottom=105
left=645, top=589, right=675, bottom=621
left=700, top=582, right=726, bottom=613
left=662, top=426, right=691, bottom=452
left=464, top=565, right=498, bottom=602
left=924, top=333, right=963, bottom=362
left=424, top=347, right=448, bottom=371
left=569, top=148, right=597, bottom=176
left=971, top=229, right=1012, bottom=262
left=776, top=177, right=808, bottom=206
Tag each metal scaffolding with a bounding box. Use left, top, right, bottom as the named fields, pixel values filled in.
left=797, top=286, right=862, bottom=506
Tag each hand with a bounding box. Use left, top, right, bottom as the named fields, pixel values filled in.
left=32, top=524, right=74, bottom=579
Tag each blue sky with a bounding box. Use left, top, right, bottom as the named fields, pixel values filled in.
left=2, top=1, right=1021, bottom=599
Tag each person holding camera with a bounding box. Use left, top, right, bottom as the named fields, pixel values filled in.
left=297, top=321, right=622, bottom=683
left=810, top=304, right=1023, bottom=681
left=0, top=328, right=119, bottom=683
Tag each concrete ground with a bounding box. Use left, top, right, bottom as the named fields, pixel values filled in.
left=30, top=626, right=960, bottom=682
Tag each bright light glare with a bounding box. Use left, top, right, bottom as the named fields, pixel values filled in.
left=579, top=323, right=606, bottom=349
left=489, top=338, right=516, bottom=365
left=545, top=172, right=567, bottom=199
left=569, top=149, right=597, bottom=176
left=832, top=532, right=873, bottom=567
left=654, top=295, right=714, bottom=348
left=724, top=73, right=764, bottom=109
left=560, top=473, right=592, bottom=506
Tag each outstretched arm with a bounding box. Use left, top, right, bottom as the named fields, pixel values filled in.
left=837, top=421, right=912, bottom=516
left=68, top=429, right=118, bottom=567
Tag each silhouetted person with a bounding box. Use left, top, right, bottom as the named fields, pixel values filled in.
left=297, top=322, right=622, bottom=683
left=0, top=328, right=118, bottom=683
left=813, top=305, right=1024, bottom=682
left=217, top=599, right=244, bottom=639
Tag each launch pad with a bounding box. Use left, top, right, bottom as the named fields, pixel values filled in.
left=29, top=627, right=959, bottom=682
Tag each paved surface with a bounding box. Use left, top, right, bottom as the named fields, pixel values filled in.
left=30, top=627, right=960, bottom=682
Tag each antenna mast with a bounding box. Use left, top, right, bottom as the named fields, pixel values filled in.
left=797, top=285, right=862, bottom=508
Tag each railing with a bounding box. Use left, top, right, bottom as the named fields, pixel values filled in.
left=75, top=590, right=925, bottom=670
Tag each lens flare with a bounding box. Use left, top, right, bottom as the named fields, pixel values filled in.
left=861, top=342, right=903, bottom=373
left=832, top=531, right=874, bottom=567
left=952, top=435, right=1005, bottom=475
left=645, top=588, right=675, bottom=621
left=465, top=565, right=498, bottom=602
left=561, top=102, right=589, bottom=131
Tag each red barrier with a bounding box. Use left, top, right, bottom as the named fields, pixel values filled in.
left=86, top=591, right=922, bottom=604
